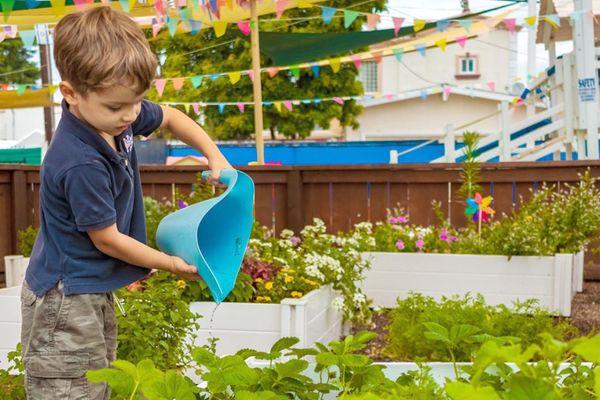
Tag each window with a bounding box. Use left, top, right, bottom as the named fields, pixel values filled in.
left=359, top=61, right=378, bottom=93
left=456, top=53, right=480, bottom=79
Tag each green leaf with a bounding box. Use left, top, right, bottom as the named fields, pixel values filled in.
left=594, top=366, right=600, bottom=398
left=270, top=337, right=300, bottom=354
left=86, top=368, right=135, bottom=395
left=274, top=359, right=309, bottom=378
left=236, top=390, right=288, bottom=400
left=449, top=324, right=481, bottom=343
left=423, top=322, right=451, bottom=344
left=504, top=376, right=560, bottom=400
left=192, top=347, right=217, bottom=368
left=143, top=370, right=198, bottom=400
left=572, top=335, right=600, bottom=363
left=340, top=354, right=370, bottom=367
left=112, top=360, right=139, bottom=379
left=316, top=352, right=339, bottom=366
left=445, top=381, right=501, bottom=400
left=287, top=347, right=319, bottom=359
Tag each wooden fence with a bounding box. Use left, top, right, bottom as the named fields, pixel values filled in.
left=2, top=161, right=600, bottom=285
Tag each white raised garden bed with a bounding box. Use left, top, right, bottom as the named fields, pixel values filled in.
left=0, top=284, right=344, bottom=367
left=3, top=255, right=29, bottom=288
left=190, top=285, right=344, bottom=356
left=360, top=252, right=579, bottom=316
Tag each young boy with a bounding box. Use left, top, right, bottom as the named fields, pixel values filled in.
left=20, top=6, right=231, bottom=399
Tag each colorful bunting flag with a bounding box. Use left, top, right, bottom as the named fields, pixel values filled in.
left=276, top=0, right=288, bottom=19
left=350, top=55, right=362, bottom=69
left=524, top=16, right=537, bottom=27
left=503, top=18, right=516, bottom=33
left=283, top=100, right=293, bottom=111
left=367, top=13, right=380, bottom=30
left=238, top=20, right=251, bottom=36
left=414, top=19, right=426, bottom=32
left=332, top=97, right=344, bottom=105
left=267, top=67, right=279, bottom=78
left=274, top=101, right=282, bottom=112
left=435, top=38, right=447, bottom=51
left=456, top=35, right=468, bottom=48
left=420, top=90, right=427, bottom=101
left=237, top=103, right=245, bottom=112
left=290, top=66, right=300, bottom=79
left=392, top=17, right=404, bottom=36
left=322, top=6, right=336, bottom=25
left=167, top=16, right=178, bottom=37
left=191, top=75, right=203, bottom=88
left=210, top=74, right=220, bottom=81
left=415, top=43, right=426, bottom=56
left=154, top=79, right=166, bottom=97
left=458, top=19, right=472, bottom=32
left=311, top=65, right=320, bottom=77
left=543, top=14, right=560, bottom=28
left=172, top=77, right=185, bottom=91
left=228, top=71, right=241, bottom=84
left=193, top=103, right=200, bottom=114
left=16, top=84, right=26, bottom=95
left=189, top=19, right=201, bottom=34
left=218, top=104, right=225, bottom=113
left=487, top=81, right=496, bottom=92
left=344, top=10, right=359, bottom=28
left=393, top=48, right=403, bottom=62
left=213, top=21, right=227, bottom=37
left=371, top=51, right=382, bottom=64
left=18, top=29, right=35, bottom=47
left=436, top=20, right=449, bottom=32
left=329, top=58, right=341, bottom=73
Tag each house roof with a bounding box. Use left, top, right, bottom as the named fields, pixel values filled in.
left=360, top=85, right=516, bottom=108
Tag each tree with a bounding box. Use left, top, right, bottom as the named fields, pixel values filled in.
left=0, top=38, right=39, bottom=85
left=146, top=0, right=385, bottom=140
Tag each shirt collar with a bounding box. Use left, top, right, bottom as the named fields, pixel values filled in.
left=61, top=99, right=124, bottom=164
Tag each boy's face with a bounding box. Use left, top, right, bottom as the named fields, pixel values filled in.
left=60, top=81, right=148, bottom=137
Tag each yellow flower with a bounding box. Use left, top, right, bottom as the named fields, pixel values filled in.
left=284, top=276, right=294, bottom=284
left=291, top=291, right=303, bottom=298
left=264, top=296, right=272, bottom=302
left=176, top=280, right=186, bottom=289
left=255, top=278, right=263, bottom=283
left=525, top=215, right=533, bottom=222
left=265, top=281, right=273, bottom=290
left=256, top=295, right=272, bottom=303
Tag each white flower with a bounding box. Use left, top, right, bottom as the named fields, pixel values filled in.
left=332, top=297, right=345, bottom=311
left=280, top=229, right=294, bottom=239
left=353, top=292, right=366, bottom=304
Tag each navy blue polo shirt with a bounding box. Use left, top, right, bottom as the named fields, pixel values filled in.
left=25, top=99, right=163, bottom=296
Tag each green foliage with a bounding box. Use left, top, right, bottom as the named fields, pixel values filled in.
left=0, top=344, right=25, bottom=400
left=89, top=332, right=600, bottom=399
left=384, top=293, right=577, bottom=362
left=457, top=131, right=482, bottom=200
left=0, top=39, right=39, bottom=85
left=115, top=272, right=200, bottom=371
left=16, top=226, right=38, bottom=257
left=145, top=0, right=385, bottom=140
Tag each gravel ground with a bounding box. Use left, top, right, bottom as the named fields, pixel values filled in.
left=352, top=281, right=600, bottom=361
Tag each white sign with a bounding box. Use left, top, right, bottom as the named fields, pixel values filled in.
left=578, top=77, right=597, bottom=102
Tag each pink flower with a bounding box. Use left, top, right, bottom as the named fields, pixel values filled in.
left=389, top=215, right=409, bottom=224
left=450, top=236, right=459, bottom=242
left=290, top=236, right=301, bottom=247
left=416, top=239, right=425, bottom=250
left=395, top=239, right=405, bottom=251
left=439, top=228, right=449, bottom=241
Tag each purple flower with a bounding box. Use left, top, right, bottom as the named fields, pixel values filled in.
left=290, top=236, right=301, bottom=247
left=395, top=239, right=405, bottom=251
left=450, top=236, right=459, bottom=242
left=416, top=239, right=425, bottom=250
left=439, top=228, right=449, bottom=241
left=177, top=199, right=188, bottom=209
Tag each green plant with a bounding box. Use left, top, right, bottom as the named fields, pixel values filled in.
left=384, top=293, right=577, bottom=362
left=457, top=131, right=482, bottom=201
left=115, top=271, right=200, bottom=371
left=16, top=226, right=38, bottom=257
left=88, top=332, right=600, bottom=399
left=0, top=344, right=25, bottom=400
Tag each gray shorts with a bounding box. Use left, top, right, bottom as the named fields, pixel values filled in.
left=20, top=280, right=117, bottom=400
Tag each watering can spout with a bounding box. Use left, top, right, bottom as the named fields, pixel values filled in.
left=156, top=169, right=255, bottom=303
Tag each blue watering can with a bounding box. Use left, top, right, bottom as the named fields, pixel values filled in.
left=156, top=169, right=255, bottom=303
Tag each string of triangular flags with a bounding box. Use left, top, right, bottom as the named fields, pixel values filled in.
left=156, top=83, right=530, bottom=114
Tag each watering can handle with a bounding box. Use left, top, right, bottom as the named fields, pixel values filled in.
left=201, top=168, right=236, bottom=187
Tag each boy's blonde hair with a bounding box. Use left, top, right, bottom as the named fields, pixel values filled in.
left=53, top=6, right=157, bottom=95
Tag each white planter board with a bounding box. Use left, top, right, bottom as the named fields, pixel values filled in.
left=360, top=252, right=575, bottom=316
left=190, top=285, right=344, bottom=356
left=3, top=255, right=29, bottom=288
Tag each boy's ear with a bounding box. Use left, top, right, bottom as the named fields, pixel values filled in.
left=59, top=81, right=80, bottom=106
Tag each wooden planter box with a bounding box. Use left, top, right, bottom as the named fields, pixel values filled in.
left=360, top=252, right=577, bottom=316
left=189, top=285, right=344, bottom=356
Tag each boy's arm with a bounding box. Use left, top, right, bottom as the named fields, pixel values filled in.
left=88, top=223, right=200, bottom=281
left=160, top=105, right=232, bottom=181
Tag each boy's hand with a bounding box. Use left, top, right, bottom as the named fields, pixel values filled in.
left=169, top=256, right=202, bottom=281
left=206, top=156, right=233, bottom=186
